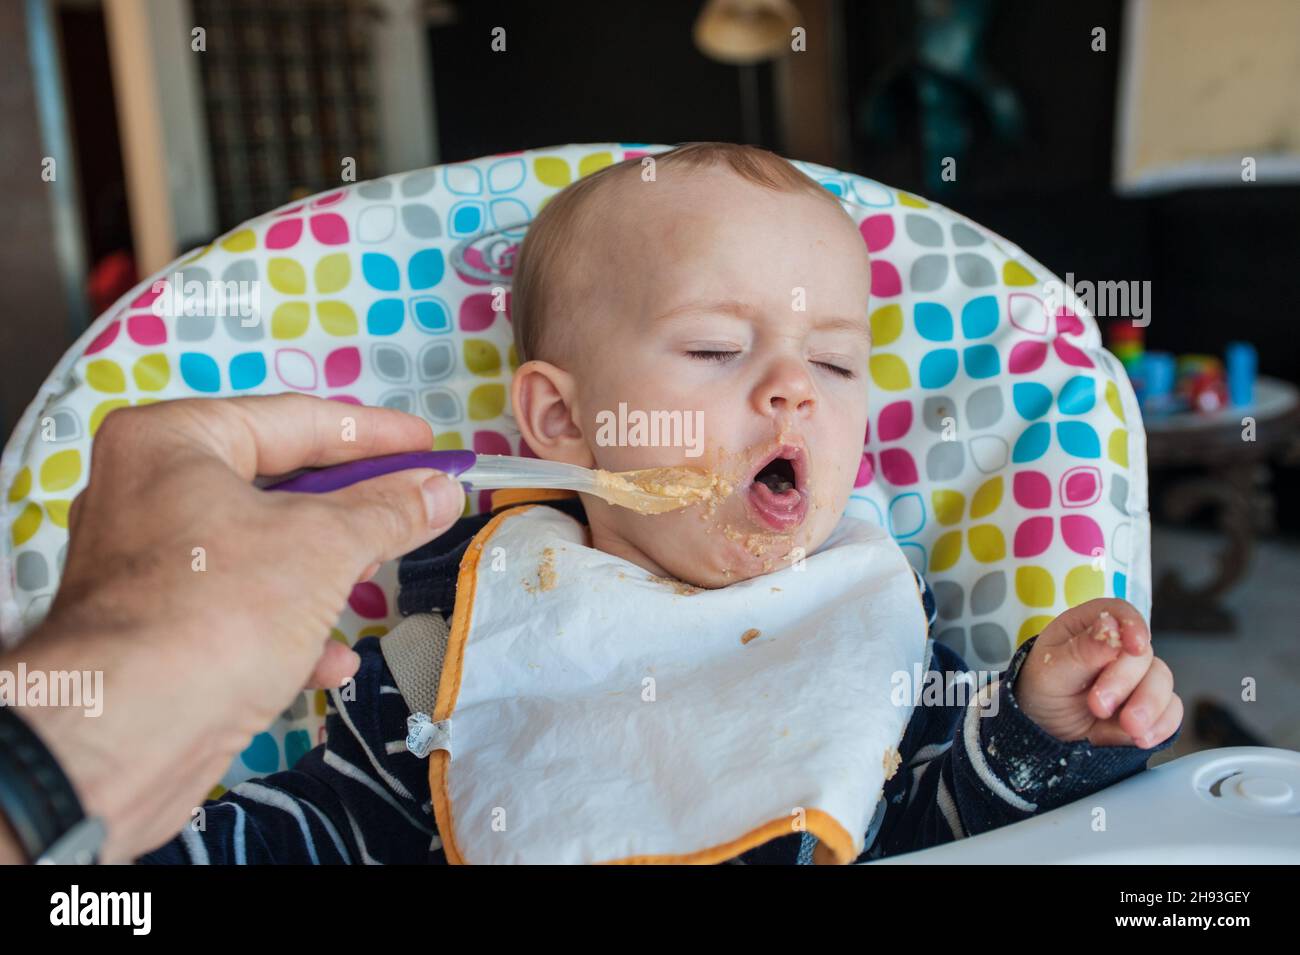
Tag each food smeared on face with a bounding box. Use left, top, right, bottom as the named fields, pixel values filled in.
left=694, top=424, right=815, bottom=540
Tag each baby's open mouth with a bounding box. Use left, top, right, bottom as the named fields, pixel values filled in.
left=745, top=445, right=808, bottom=531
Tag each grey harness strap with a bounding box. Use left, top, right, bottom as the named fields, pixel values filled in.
left=379, top=612, right=451, bottom=718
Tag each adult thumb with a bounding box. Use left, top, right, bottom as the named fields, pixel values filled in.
left=317, top=468, right=466, bottom=565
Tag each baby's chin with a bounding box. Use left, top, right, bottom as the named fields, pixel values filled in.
left=581, top=456, right=853, bottom=587
left=639, top=507, right=840, bottom=589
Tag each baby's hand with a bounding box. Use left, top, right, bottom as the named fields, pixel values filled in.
left=1014, top=599, right=1182, bottom=749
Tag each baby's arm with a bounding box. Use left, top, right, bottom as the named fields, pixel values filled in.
left=136, top=636, right=439, bottom=864
left=861, top=583, right=1180, bottom=861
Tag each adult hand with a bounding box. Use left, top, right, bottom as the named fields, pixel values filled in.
left=0, top=394, right=464, bottom=863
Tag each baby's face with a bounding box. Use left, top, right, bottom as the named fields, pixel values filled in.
left=528, top=168, right=871, bottom=587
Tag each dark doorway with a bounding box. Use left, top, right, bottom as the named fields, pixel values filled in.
left=425, top=0, right=779, bottom=161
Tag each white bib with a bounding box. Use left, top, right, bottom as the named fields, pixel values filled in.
left=427, top=503, right=929, bottom=864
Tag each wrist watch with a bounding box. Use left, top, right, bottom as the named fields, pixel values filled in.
left=0, top=706, right=106, bottom=863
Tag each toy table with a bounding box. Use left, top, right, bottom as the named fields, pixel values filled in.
left=1145, top=376, right=1300, bottom=632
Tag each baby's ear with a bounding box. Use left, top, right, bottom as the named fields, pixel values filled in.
left=510, top=360, right=593, bottom=467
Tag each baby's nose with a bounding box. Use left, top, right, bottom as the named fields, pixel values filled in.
left=754, top=358, right=816, bottom=416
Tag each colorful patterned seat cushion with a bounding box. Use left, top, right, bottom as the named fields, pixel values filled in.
left=0, top=143, right=1149, bottom=786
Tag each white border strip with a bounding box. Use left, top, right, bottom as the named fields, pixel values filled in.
left=1117, top=155, right=1300, bottom=195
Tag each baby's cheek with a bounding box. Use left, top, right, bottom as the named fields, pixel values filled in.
left=815, top=448, right=857, bottom=514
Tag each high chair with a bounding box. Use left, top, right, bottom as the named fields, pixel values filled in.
left=2, top=144, right=1295, bottom=862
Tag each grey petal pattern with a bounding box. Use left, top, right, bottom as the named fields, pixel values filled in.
left=221, top=260, right=264, bottom=340
left=357, top=180, right=394, bottom=200
left=966, top=385, right=1004, bottom=430
left=971, top=623, right=1011, bottom=663
left=911, top=254, right=949, bottom=292
left=43, top=409, right=81, bottom=442
left=1111, top=473, right=1130, bottom=515
left=926, top=440, right=965, bottom=481
left=422, top=389, right=461, bottom=423
left=419, top=341, right=455, bottom=381
left=379, top=390, right=415, bottom=413
left=905, top=215, right=944, bottom=247
left=932, top=579, right=964, bottom=620
left=923, top=395, right=959, bottom=432
left=970, top=571, right=1006, bottom=614
left=954, top=253, right=995, bottom=287
left=372, top=344, right=411, bottom=382
left=951, top=222, right=985, bottom=246
left=402, top=204, right=442, bottom=238
left=16, top=551, right=47, bottom=591
left=400, top=169, right=436, bottom=197
left=936, top=626, right=967, bottom=657
left=176, top=314, right=216, bottom=341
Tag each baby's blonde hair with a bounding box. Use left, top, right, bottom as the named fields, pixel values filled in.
left=511, top=142, right=850, bottom=364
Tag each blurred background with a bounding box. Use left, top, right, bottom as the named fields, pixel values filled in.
left=2, top=0, right=1298, bottom=754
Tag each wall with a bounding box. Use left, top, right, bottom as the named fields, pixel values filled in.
left=0, top=1, right=79, bottom=439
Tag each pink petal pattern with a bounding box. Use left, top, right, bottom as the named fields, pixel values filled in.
left=855, top=452, right=875, bottom=487
left=860, top=214, right=894, bottom=252
left=877, top=400, right=912, bottom=442
left=309, top=214, right=349, bottom=245
left=1061, top=515, right=1104, bottom=557
left=127, top=313, right=166, bottom=346
left=266, top=219, right=304, bottom=249
left=1013, top=470, right=1052, bottom=509
left=347, top=582, right=387, bottom=619
left=1009, top=340, right=1048, bottom=374
left=871, top=260, right=902, bottom=297
left=84, top=320, right=121, bottom=356
left=879, top=448, right=917, bottom=486
left=324, top=347, right=361, bottom=388
left=1014, top=517, right=1054, bottom=557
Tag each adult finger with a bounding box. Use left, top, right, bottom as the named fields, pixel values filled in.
left=126, top=394, right=436, bottom=481
left=306, top=640, right=361, bottom=691
left=299, top=467, right=466, bottom=568
left=67, top=490, right=85, bottom=533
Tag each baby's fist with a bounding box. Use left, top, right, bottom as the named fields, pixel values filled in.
left=1015, top=599, right=1182, bottom=749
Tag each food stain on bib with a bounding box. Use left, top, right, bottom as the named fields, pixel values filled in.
left=646, top=573, right=701, bottom=596
left=523, top=546, right=559, bottom=593
left=883, top=747, right=902, bottom=780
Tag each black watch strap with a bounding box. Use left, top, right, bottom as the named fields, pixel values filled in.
left=0, top=705, right=102, bottom=863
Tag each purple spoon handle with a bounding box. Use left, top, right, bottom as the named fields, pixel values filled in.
left=264, top=450, right=478, bottom=494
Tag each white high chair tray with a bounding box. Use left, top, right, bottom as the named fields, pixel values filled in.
left=871, top=747, right=1300, bottom=863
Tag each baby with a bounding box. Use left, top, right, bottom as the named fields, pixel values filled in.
left=142, top=143, right=1181, bottom=865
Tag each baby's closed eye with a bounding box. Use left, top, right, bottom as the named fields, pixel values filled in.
left=685, top=348, right=857, bottom=379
